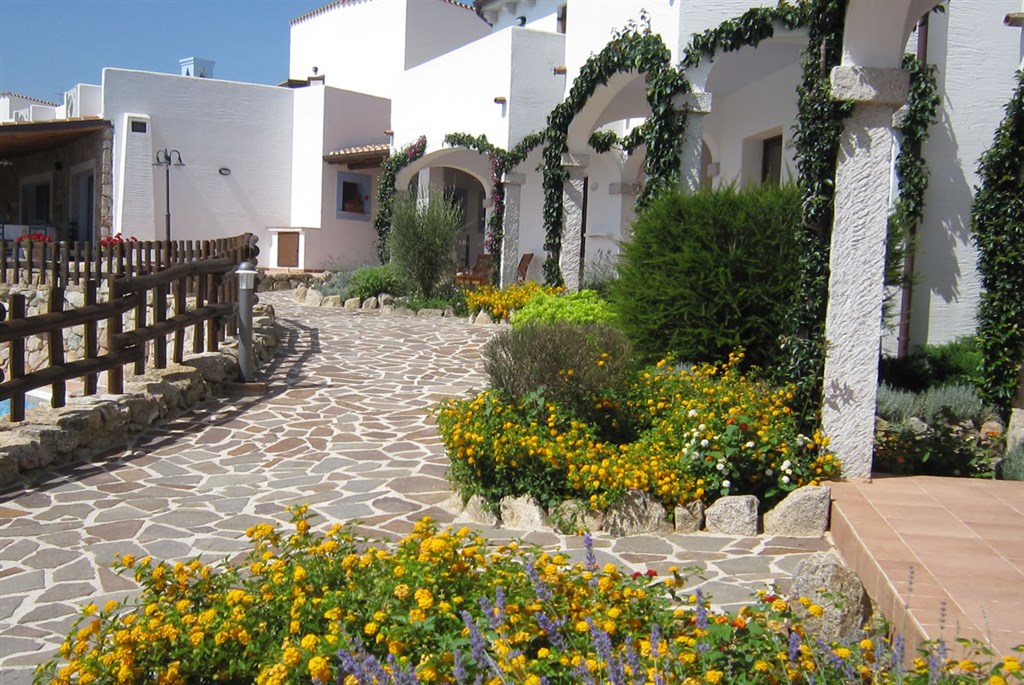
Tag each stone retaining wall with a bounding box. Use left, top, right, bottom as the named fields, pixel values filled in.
left=0, top=304, right=282, bottom=490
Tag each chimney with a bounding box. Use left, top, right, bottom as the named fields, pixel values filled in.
left=179, top=57, right=215, bottom=78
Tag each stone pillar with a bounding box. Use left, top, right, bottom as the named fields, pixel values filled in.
left=822, top=66, right=909, bottom=480
left=500, top=172, right=525, bottom=287
left=560, top=153, right=588, bottom=291
left=673, top=92, right=713, bottom=192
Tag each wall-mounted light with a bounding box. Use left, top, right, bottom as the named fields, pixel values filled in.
left=494, top=96, right=507, bottom=104
left=515, top=16, right=526, bottom=26
left=553, top=66, right=567, bottom=75
left=219, top=167, right=231, bottom=176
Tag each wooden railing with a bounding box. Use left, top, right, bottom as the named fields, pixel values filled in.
left=0, top=234, right=258, bottom=422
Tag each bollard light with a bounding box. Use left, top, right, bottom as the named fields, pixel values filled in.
left=236, top=261, right=258, bottom=381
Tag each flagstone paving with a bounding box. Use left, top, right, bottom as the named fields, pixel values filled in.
left=0, top=293, right=832, bottom=683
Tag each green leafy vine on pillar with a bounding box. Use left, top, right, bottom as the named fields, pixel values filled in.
left=373, top=135, right=427, bottom=263
left=971, top=69, right=1024, bottom=418
left=443, top=132, right=545, bottom=283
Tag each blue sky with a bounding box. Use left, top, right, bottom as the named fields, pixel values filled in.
left=0, top=0, right=338, bottom=103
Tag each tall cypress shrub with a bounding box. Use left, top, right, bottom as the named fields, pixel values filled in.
left=971, top=70, right=1024, bottom=418
left=611, top=184, right=803, bottom=367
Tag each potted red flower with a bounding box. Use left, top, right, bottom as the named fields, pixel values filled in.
left=15, top=232, right=53, bottom=265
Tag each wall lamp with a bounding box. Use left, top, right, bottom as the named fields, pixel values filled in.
left=494, top=96, right=507, bottom=104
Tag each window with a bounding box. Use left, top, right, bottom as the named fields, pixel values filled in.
left=761, top=135, right=783, bottom=185
left=557, top=4, right=567, bottom=34
left=20, top=181, right=51, bottom=224
left=131, top=121, right=147, bottom=133
left=336, top=172, right=371, bottom=220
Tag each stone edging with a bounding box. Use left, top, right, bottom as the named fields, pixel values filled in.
left=0, top=305, right=283, bottom=491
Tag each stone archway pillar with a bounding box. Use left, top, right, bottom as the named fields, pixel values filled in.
left=499, top=172, right=525, bottom=287
left=673, top=92, right=713, bottom=192
left=822, top=66, right=909, bottom=480
left=560, top=153, right=589, bottom=291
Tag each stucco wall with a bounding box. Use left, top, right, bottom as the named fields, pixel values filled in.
left=890, top=1, right=1022, bottom=349
left=288, top=0, right=487, bottom=100
left=102, top=69, right=294, bottom=253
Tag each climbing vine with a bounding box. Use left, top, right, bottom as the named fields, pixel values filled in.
left=885, top=53, right=941, bottom=290
left=443, top=131, right=545, bottom=283
left=539, top=17, right=689, bottom=284
left=775, top=0, right=850, bottom=421
left=971, top=69, right=1024, bottom=417
left=680, top=4, right=803, bottom=68
left=373, top=135, right=427, bottom=263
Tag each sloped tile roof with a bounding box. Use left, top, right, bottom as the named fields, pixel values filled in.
left=0, top=92, right=59, bottom=107
left=323, top=143, right=391, bottom=165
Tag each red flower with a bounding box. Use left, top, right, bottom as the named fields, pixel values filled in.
left=16, top=232, right=53, bottom=244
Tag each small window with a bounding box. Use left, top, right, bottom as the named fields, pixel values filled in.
left=336, top=172, right=371, bottom=220
left=556, top=4, right=567, bottom=34
left=761, top=135, right=783, bottom=185
left=131, top=121, right=147, bottom=133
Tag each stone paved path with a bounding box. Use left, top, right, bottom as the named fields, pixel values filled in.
left=0, top=293, right=831, bottom=683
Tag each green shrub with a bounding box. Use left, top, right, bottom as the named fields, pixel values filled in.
left=876, top=383, right=919, bottom=424
left=1000, top=445, right=1024, bottom=480
left=402, top=284, right=468, bottom=317
left=315, top=269, right=352, bottom=298
left=511, top=289, right=616, bottom=328
left=580, top=248, right=619, bottom=299
left=918, top=383, right=987, bottom=424
left=611, top=184, right=802, bottom=367
left=879, top=336, right=983, bottom=392
left=482, top=322, right=632, bottom=432
left=342, top=264, right=411, bottom=300
left=389, top=189, right=461, bottom=298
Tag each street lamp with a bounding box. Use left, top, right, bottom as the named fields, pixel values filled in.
left=236, top=260, right=258, bottom=382
left=153, top=149, right=185, bottom=242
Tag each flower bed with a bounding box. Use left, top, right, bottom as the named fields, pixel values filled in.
left=36, top=508, right=1023, bottom=684
left=437, top=351, right=839, bottom=515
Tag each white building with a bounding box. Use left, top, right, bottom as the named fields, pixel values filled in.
left=2, top=2, right=1021, bottom=461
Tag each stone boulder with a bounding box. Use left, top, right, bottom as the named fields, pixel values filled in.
left=361, top=296, right=378, bottom=310
left=417, top=308, right=443, bottom=319
left=183, top=352, right=234, bottom=385
left=500, top=495, right=546, bottom=531
left=344, top=297, right=362, bottom=310
left=292, top=285, right=308, bottom=302
left=1008, top=408, right=1024, bottom=452
left=549, top=499, right=604, bottom=533
left=763, top=486, right=831, bottom=537
left=322, top=295, right=342, bottom=308
left=673, top=500, right=705, bottom=533
left=790, top=551, right=870, bottom=644
left=704, top=495, right=759, bottom=536
left=473, top=310, right=493, bottom=325
left=458, top=495, right=499, bottom=527
left=604, top=489, right=669, bottom=536
left=379, top=294, right=394, bottom=306
left=305, top=290, right=324, bottom=307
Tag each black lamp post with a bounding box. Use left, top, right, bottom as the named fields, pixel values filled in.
left=153, top=149, right=185, bottom=241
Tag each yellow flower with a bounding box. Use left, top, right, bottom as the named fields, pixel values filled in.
left=1004, top=657, right=1021, bottom=673
left=301, top=634, right=320, bottom=650
left=364, top=622, right=378, bottom=636
left=989, top=676, right=1007, bottom=685
left=807, top=604, right=824, bottom=618
left=414, top=588, right=434, bottom=610
left=394, top=584, right=411, bottom=600
left=705, top=669, right=724, bottom=684
left=308, top=656, right=331, bottom=683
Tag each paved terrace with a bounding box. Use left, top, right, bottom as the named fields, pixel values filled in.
left=3, top=293, right=1018, bottom=680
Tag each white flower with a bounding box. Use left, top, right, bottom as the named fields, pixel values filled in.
left=743, top=441, right=755, bottom=449
left=781, top=460, right=792, bottom=470
left=722, top=480, right=731, bottom=489
left=782, top=475, right=790, bottom=484
left=698, top=423, right=706, bottom=431
left=700, top=439, right=709, bottom=448
left=688, top=409, right=699, bottom=418
left=716, top=462, right=725, bottom=471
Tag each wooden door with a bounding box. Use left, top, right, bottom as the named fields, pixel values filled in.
left=277, top=232, right=300, bottom=268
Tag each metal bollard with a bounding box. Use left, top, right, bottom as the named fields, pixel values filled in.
left=236, top=261, right=258, bottom=382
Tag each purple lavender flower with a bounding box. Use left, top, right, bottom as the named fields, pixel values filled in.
left=535, top=611, right=567, bottom=649
left=695, top=588, right=708, bottom=631
left=788, top=630, right=802, bottom=662
left=526, top=560, right=553, bottom=602
left=584, top=532, right=598, bottom=572
left=462, top=610, right=489, bottom=666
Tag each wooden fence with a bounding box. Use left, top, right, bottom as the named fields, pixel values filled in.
left=0, top=234, right=258, bottom=422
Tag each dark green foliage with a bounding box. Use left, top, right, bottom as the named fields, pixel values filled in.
left=388, top=189, right=462, bottom=298
left=971, top=70, right=1024, bottom=418
left=342, top=264, right=411, bottom=300
left=879, top=336, right=983, bottom=392
left=482, top=322, right=633, bottom=431
left=403, top=284, right=468, bottom=317
left=611, top=184, right=802, bottom=368
left=373, top=136, right=426, bottom=263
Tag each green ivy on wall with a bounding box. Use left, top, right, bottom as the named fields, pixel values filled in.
left=373, top=135, right=427, bottom=264
left=971, top=69, right=1024, bottom=417
left=539, top=17, right=689, bottom=284
left=443, top=132, right=545, bottom=283
left=777, top=0, right=849, bottom=421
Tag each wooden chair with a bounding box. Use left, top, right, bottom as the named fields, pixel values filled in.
left=515, top=253, right=534, bottom=283
left=454, top=254, right=492, bottom=286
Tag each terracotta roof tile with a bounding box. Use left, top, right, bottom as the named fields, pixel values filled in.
left=0, top=92, right=59, bottom=107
